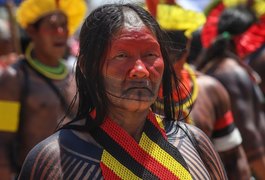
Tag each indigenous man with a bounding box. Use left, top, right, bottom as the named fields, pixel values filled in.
left=197, top=2, right=265, bottom=178
left=0, top=0, right=86, bottom=178
left=19, top=4, right=227, bottom=179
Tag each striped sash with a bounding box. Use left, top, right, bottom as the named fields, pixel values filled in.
left=90, top=112, right=192, bottom=179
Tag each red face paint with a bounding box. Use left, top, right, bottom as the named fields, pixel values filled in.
left=39, top=13, right=68, bottom=36
left=32, top=12, right=68, bottom=63
left=103, top=26, right=164, bottom=111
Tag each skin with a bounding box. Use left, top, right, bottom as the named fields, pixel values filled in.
left=204, top=57, right=265, bottom=179
left=247, top=49, right=265, bottom=179
left=0, top=23, right=17, bottom=69
left=0, top=39, right=18, bottom=70
left=248, top=48, right=265, bottom=113
left=103, top=22, right=225, bottom=178
left=26, top=12, right=68, bottom=66
left=18, top=11, right=227, bottom=179
left=103, top=25, right=164, bottom=141
left=192, top=74, right=251, bottom=179
left=0, top=12, right=75, bottom=179
left=172, top=47, right=251, bottom=179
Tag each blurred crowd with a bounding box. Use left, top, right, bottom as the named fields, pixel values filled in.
left=0, top=0, right=265, bottom=179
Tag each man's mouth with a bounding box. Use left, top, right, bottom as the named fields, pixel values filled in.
left=124, top=87, right=152, bottom=94
left=53, top=42, right=66, bottom=47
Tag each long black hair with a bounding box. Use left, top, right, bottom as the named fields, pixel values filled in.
left=65, top=3, right=180, bottom=130
left=196, top=5, right=257, bottom=72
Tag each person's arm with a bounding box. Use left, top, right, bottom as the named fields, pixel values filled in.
left=187, top=124, right=228, bottom=179
left=205, top=75, right=251, bottom=179
left=18, top=135, right=61, bottom=180
left=249, top=51, right=265, bottom=106
left=0, top=132, right=17, bottom=180
left=216, top=64, right=265, bottom=179
left=218, top=146, right=251, bottom=179
left=0, top=67, right=22, bottom=179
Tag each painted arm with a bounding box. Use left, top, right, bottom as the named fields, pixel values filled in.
left=18, top=136, right=60, bottom=180
left=207, top=76, right=251, bottom=179
left=216, top=66, right=265, bottom=179
left=0, top=67, right=21, bottom=179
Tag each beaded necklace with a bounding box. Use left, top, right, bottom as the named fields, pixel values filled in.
left=156, top=63, right=198, bottom=110
left=25, top=44, right=68, bottom=80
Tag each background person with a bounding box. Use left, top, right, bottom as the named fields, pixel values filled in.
left=0, top=0, right=87, bottom=178
left=196, top=2, right=265, bottom=178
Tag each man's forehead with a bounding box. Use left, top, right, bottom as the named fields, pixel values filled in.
left=41, top=12, right=67, bottom=24
left=113, top=27, right=155, bottom=39
left=123, top=9, right=145, bottom=29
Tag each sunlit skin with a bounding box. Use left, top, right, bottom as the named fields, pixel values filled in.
left=27, top=12, right=69, bottom=66
left=103, top=28, right=164, bottom=110
left=102, top=24, right=164, bottom=140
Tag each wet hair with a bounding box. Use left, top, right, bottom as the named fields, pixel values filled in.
left=187, top=28, right=203, bottom=64
left=166, top=30, right=188, bottom=63
left=196, top=5, right=257, bottom=71
left=68, top=3, right=180, bottom=130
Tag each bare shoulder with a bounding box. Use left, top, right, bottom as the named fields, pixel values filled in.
left=214, top=58, right=252, bottom=85
left=196, top=73, right=228, bottom=97
left=196, top=73, right=230, bottom=108
left=0, top=62, right=21, bottom=82
left=0, top=63, right=22, bottom=100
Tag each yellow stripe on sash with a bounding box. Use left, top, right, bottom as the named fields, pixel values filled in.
left=0, top=101, right=20, bottom=132
left=101, top=150, right=140, bottom=179
left=155, top=114, right=164, bottom=129
left=140, top=133, right=192, bottom=180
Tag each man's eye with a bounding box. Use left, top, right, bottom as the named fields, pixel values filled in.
left=148, top=53, right=157, bottom=57
left=144, top=52, right=158, bottom=59
left=115, top=53, right=128, bottom=60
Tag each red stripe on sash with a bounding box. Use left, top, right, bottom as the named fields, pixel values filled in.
left=147, top=113, right=167, bottom=139
left=100, top=115, right=179, bottom=179
left=100, top=162, right=121, bottom=179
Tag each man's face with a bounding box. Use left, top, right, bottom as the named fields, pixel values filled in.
left=103, top=26, right=164, bottom=112
left=30, top=12, right=68, bottom=61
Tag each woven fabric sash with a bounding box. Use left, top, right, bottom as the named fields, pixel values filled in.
left=90, top=112, right=192, bottom=179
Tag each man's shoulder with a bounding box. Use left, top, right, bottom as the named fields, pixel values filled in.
left=196, top=73, right=230, bottom=110
left=213, top=59, right=250, bottom=81
left=22, top=131, right=61, bottom=163
left=0, top=60, right=26, bottom=99
left=19, top=129, right=102, bottom=179
left=196, top=73, right=224, bottom=92
left=23, top=129, right=102, bottom=163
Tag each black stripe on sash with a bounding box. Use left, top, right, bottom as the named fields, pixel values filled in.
left=90, top=128, right=159, bottom=179
left=144, top=120, right=190, bottom=172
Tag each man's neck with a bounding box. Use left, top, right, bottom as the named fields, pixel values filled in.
left=107, top=108, right=149, bottom=142
left=33, top=49, right=60, bottom=67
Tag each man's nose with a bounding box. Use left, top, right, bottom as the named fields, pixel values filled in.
left=54, top=26, right=68, bottom=36
left=129, top=59, right=149, bottom=78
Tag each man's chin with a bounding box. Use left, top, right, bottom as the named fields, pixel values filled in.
left=117, top=100, right=154, bottom=112
left=123, top=104, right=150, bottom=112
left=107, top=93, right=156, bottom=111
